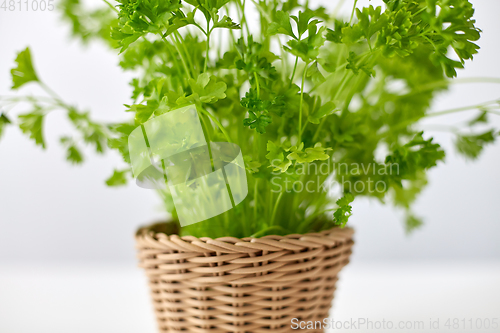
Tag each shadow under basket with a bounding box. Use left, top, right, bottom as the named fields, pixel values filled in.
left=135, top=223, right=354, bottom=333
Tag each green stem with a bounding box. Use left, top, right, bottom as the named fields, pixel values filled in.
left=254, top=178, right=259, bottom=221
left=312, top=117, right=327, bottom=143
left=309, top=50, right=372, bottom=94
left=204, top=30, right=211, bottom=73
left=422, top=35, right=439, bottom=54
left=253, top=72, right=260, bottom=98
left=298, top=63, right=308, bottom=143
left=0, top=95, right=56, bottom=104
left=39, top=81, right=63, bottom=103
left=379, top=99, right=500, bottom=138
left=198, top=111, right=213, bottom=142
left=289, top=57, right=299, bottom=87
left=162, top=35, right=192, bottom=80
left=349, top=0, right=359, bottom=24
left=332, top=0, right=347, bottom=17
left=199, top=108, right=233, bottom=143
left=250, top=0, right=272, bottom=22
left=301, top=208, right=336, bottom=226
left=102, top=0, right=118, bottom=13
left=406, top=77, right=500, bottom=97
left=237, top=0, right=251, bottom=37
left=418, top=124, right=460, bottom=134
left=428, top=101, right=500, bottom=117
left=411, top=6, right=427, bottom=18
left=278, top=38, right=287, bottom=81
left=174, top=31, right=196, bottom=77
left=301, top=96, right=318, bottom=136
left=311, top=71, right=353, bottom=142
left=162, top=41, right=184, bottom=90
left=270, top=191, right=284, bottom=226
left=251, top=225, right=286, bottom=238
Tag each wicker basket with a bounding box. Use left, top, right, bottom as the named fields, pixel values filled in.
left=135, top=223, right=354, bottom=333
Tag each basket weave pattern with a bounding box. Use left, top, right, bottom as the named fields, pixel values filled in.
left=136, top=225, right=354, bottom=333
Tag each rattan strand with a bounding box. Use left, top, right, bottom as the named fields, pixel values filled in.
left=136, top=225, right=354, bottom=333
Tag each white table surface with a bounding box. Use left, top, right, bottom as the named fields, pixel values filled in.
left=1, top=261, right=499, bottom=333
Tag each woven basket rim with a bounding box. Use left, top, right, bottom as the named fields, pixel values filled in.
left=136, top=222, right=354, bottom=255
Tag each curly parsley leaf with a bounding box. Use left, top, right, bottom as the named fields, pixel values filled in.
left=243, top=156, right=261, bottom=174
left=243, top=111, right=272, bottom=134
left=333, top=193, right=354, bottom=227
left=60, top=0, right=118, bottom=46
left=385, top=132, right=446, bottom=186
left=287, top=143, right=331, bottom=164
left=112, top=0, right=182, bottom=52
left=105, top=169, right=129, bottom=186
left=346, top=51, right=375, bottom=77
left=266, top=141, right=292, bottom=173
left=187, top=73, right=227, bottom=104
left=455, top=130, right=497, bottom=160
left=68, top=108, right=108, bottom=153
left=11, top=47, right=39, bottom=89
left=60, top=136, right=84, bottom=164
left=18, top=108, right=45, bottom=148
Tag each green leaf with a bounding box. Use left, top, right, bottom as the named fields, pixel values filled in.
left=308, top=101, right=336, bottom=124
left=392, top=171, right=428, bottom=209
left=105, top=169, right=129, bottom=186
left=243, top=111, right=272, bottom=134
left=11, top=47, right=39, bottom=89
left=199, top=76, right=227, bottom=103
left=126, top=104, right=154, bottom=124
left=287, top=143, right=331, bottom=163
left=306, top=61, right=325, bottom=85
left=284, top=25, right=326, bottom=62
left=385, top=132, right=446, bottom=186
left=405, top=214, right=423, bottom=234
left=468, top=110, right=488, bottom=126
left=326, top=20, right=348, bottom=43
left=266, top=141, right=292, bottom=173
left=163, top=11, right=198, bottom=37
left=213, top=15, right=240, bottom=30
left=60, top=0, right=118, bottom=46
left=60, top=136, right=84, bottom=164
left=108, top=136, right=130, bottom=164
left=267, top=11, right=297, bottom=39
left=333, top=193, right=354, bottom=227
left=455, top=130, right=496, bottom=160
left=18, top=109, right=45, bottom=148
left=180, top=73, right=227, bottom=104
left=67, top=145, right=84, bottom=164
left=111, top=0, right=183, bottom=52
left=67, top=108, right=108, bottom=153
left=243, top=155, right=261, bottom=173
left=346, top=51, right=374, bottom=77
left=0, top=113, right=12, bottom=140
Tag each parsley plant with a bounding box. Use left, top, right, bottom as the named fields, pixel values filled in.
left=1, top=0, right=498, bottom=238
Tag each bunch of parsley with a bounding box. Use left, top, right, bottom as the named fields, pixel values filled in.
left=1, top=0, right=498, bottom=238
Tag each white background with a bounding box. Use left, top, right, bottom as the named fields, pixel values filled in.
left=0, top=0, right=499, bottom=332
